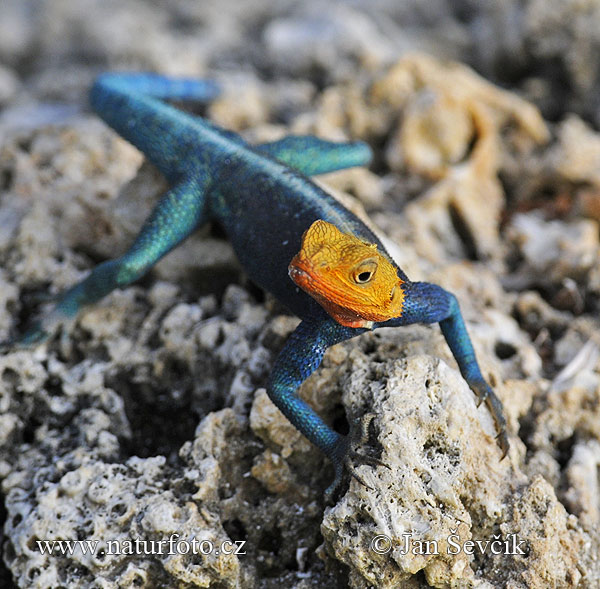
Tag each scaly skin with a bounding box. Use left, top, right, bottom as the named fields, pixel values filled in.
left=289, top=220, right=405, bottom=328
left=6, top=74, right=509, bottom=498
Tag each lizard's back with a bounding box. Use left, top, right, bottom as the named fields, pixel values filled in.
left=208, top=146, right=387, bottom=321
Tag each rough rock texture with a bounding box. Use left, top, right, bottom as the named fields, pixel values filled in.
left=1, top=1, right=600, bottom=588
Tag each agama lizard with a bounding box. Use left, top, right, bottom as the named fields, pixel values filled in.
left=7, top=73, right=509, bottom=497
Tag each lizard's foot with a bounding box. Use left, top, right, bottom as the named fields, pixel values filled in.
left=1, top=308, right=68, bottom=352
left=324, top=413, right=391, bottom=503
left=484, top=394, right=510, bottom=459
left=471, top=380, right=510, bottom=459
left=1, top=320, right=49, bottom=352
left=496, top=430, right=509, bottom=459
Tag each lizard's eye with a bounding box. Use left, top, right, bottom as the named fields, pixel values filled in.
left=352, top=260, right=377, bottom=284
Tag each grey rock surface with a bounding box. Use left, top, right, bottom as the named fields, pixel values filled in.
left=1, top=1, right=600, bottom=588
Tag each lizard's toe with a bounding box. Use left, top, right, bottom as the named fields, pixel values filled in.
left=1, top=320, right=49, bottom=352
left=2, top=307, right=68, bottom=351
left=324, top=414, right=389, bottom=503
left=496, top=430, right=510, bottom=460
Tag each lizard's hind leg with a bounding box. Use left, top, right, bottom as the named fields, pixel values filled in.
left=10, top=179, right=209, bottom=347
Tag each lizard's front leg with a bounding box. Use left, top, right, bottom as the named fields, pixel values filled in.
left=256, top=135, right=372, bottom=176
left=267, top=318, right=369, bottom=499
left=390, top=281, right=509, bottom=457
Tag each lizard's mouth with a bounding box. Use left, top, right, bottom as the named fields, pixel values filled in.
left=288, top=258, right=374, bottom=329
left=288, top=264, right=312, bottom=286
left=288, top=219, right=405, bottom=328
left=288, top=256, right=320, bottom=291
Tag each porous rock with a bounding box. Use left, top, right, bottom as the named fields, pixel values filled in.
left=1, top=2, right=600, bottom=587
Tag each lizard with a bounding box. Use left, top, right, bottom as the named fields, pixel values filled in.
left=6, top=73, right=509, bottom=498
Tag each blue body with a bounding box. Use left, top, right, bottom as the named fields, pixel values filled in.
left=13, top=74, right=508, bottom=497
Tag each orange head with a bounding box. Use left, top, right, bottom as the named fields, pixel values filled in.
left=288, top=220, right=404, bottom=328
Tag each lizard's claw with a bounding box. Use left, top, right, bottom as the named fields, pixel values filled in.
left=324, top=413, right=390, bottom=503
left=345, top=449, right=391, bottom=489
left=496, top=430, right=510, bottom=460
left=471, top=380, right=510, bottom=459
